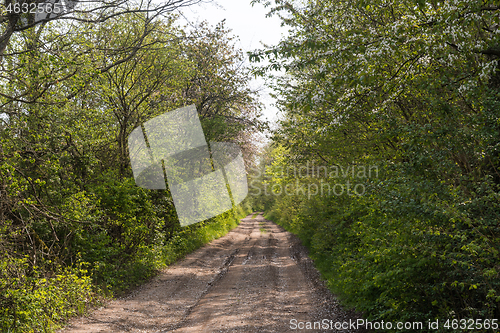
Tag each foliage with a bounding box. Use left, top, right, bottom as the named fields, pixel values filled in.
left=0, top=9, right=259, bottom=332
left=252, top=0, right=500, bottom=331
left=0, top=258, right=95, bottom=332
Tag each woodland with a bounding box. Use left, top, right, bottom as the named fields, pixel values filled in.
left=0, top=0, right=260, bottom=330
left=1, top=0, right=500, bottom=332
left=250, top=0, right=500, bottom=332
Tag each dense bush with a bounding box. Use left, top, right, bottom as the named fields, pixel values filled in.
left=0, top=8, right=259, bottom=332
left=251, top=0, right=500, bottom=331
left=0, top=258, right=95, bottom=332
left=262, top=160, right=500, bottom=332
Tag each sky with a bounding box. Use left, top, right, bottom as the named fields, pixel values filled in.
left=177, top=0, right=288, bottom=123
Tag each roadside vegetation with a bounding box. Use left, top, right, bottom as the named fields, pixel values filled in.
left=0, top=2, right=258, bottom=331
left=250, top=0, right=500, bottom=332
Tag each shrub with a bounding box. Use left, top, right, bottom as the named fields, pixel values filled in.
left=0, top=257, right=96, bottom=332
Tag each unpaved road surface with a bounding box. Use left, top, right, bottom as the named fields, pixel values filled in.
left=60, top=213, right=365, bottom=332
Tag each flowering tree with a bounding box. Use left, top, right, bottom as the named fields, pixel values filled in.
left=251, top=0, right=500, bottom=325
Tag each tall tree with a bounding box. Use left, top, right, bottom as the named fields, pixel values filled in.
left=182, top=21, right=265, bottom=154
left=251, top=0, right=500, bottom=325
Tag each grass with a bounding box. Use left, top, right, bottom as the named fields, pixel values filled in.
left=39, top=204, right=251, bottom=333
left=259, top=220, right=267, bottom=234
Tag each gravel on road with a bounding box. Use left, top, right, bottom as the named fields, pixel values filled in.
left=59, top=212, right=367, bottom=333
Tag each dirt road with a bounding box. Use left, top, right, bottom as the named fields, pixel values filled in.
left=60, top=213, right=365, bottom=332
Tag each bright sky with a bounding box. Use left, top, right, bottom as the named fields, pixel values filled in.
left=177, top=0, right=287, bottom=124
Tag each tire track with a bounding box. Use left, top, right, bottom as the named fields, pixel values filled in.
left=60, top=212, right=366, bottom=333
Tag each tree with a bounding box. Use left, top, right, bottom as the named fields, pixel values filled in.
left=0, top=0, right=204, bottom=106
left=251, top=0, right=500, bottom=169
left=181, top=21, right=265, bottom=160
left=92, top=15, right=190, bottom=176
left=251, top=0, right=500, bottom=326
left=0, top=4, right=264, bottom=329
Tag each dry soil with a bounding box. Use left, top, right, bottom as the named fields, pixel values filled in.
left=59, top=212, right=366, bottom=333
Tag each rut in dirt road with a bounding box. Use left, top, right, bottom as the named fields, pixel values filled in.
left=59, top=213, right=365, bottom=333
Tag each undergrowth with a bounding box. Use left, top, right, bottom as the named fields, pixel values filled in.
left=0, top=202, right=251, bottom=332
